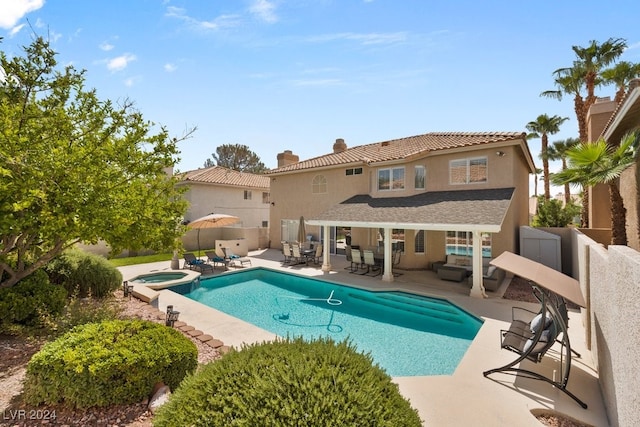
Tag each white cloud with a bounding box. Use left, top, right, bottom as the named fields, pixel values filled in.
left=9, top=23, right=25, bottom=37
left=249, top=0, right=277, bottom=24
left=166, top=6, right=241, bottom=31
left=107, top=53, right=136, bottom=72
left=308, top=32, right=408, bottom=46
left=100, top=42, right=114, bottom=51
left=164, top=63, right=177, bottom=72
left=124, top=76, right=140, bottom=87
left=0, top=0, right=44, bottom=29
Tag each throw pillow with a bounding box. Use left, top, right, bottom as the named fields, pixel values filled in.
left=485, top=265, right=497, bottom=277
left=530, top=313, right=552, bottom=333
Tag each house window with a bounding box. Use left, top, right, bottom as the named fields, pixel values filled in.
left=262, top=220, right=268, bottom=228
left=378, top=167, right=405, bottom=191
left=262, top=192, right=270, bottom=204
left=346, top=167, right=363, bottom=176
left=414, top=165, right=425, bottom=190
left=446, top=231, right=491, bottom=257
left=379, top=228, right=405, bottom=251
left=244, top=190, right=252, bottom=200
left=450, top=157, right=487, bottom=184
left=312, top=175, right=327, bottom=193
left=414, top=230, right=426, bottom=253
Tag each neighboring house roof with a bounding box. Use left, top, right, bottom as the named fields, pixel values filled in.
left=180, top=166, right=270, bottom=189
left=601, top=81, right=640, bottom=144
left=305, top=187, right=515, bottom=232
left=267, top=132, right=532, bottom=174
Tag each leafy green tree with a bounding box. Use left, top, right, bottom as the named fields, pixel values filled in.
left=204, top=143, right=268, bottom=173
left=552, top=131, right=640, bottom=245
left=526, top=114, right=569, bottom=201
left=532, top=196, right=581, bottom=228
left=0, top=37, right=189, bottom=289
left=547, top=137, right=580, bottom=205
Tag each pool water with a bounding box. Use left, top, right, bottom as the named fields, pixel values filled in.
left=183, top=268, right=483, bottom=377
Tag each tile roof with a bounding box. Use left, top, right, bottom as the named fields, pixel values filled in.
left=267, top=132, right=527, bottom=174
left=180, top=166, right=270, bottom=189
left=306, top=187, right=515, bottom=231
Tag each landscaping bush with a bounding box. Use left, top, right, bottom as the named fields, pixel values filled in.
left=23, top=319, right=198, bottom=408
left=45, top=248, right=122, bottom=298
left=0, top=269, right=67, bottom=330
left=153, top=337, right=422, bottom=427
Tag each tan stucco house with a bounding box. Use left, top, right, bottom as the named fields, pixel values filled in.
left=267, top=132, right=535, bottom=297
left=586, top=78, right=640, bottom=250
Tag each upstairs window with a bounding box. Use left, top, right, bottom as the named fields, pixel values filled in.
left=378, top=167, right=405, bottom=191
left=414, top=165, right=425, bottom=189
left=312, top=175, right=327, bottom=194
left=262, top=192, right=270, bottom=204
left=244, top=190, right=252, bottom=200
left=450, top=157, right=487, bottom=184
left=346, top=167, right=363, bottom=176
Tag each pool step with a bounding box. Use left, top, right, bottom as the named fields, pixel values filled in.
left=347, top=292, right=465, bottom=325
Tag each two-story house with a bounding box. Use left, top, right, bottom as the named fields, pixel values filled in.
left=178, top=165, right=271, bottom=250
left=267, top=132, right=535, bottom=297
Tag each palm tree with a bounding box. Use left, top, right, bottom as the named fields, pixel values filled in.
left=547, top=137, right=580, bottom=205
left=552, top=131, right=639, bottom=245
left=533, top=167, right=543, bottom=198
left=572, top=38, right=627, bottom=115
left=601, top=61, right=640, bottom=104
left=541, top=65, right=588, bottom=141
left=526, top=114, right=569, bottom=201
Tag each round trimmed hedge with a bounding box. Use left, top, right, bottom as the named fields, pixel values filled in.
left=153, top=337, right=422, bottom=427
left=24, top=319, right=197, bottom=408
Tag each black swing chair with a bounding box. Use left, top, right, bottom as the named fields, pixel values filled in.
left=482, top=251, right=588, bottom=409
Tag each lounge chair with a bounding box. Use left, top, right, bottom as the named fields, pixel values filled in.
left=483, top=284, right=587, bottom=409
left=222, top=248, right=252, bottom=268
left=205, top=251, right=229, bottom=270
left=183, top=253, right=214, bottom=273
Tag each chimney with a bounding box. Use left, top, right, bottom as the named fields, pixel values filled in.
left=629, top=78, right=640, bottom=90
left=333, top=138, right=347, bottom=153
left=277, top=150, right=299, bottom=167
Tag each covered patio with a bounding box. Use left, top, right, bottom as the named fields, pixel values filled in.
left=306, top=187, right=516, bottom=299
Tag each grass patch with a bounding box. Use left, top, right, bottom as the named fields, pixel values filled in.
left=108, top=253, right=175, bottom=267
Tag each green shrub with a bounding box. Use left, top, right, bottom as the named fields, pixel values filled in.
left=45, top=248, right=122, bottom=298
left=23, top=319, right=197, bottom=408
left=153, top=337, right=422, bottom=427
left=0, top=269, right=67, bottom=330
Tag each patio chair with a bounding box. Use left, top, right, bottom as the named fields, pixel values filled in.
left=290, top=243, right=306, bottom=265
left=183, top=253, right=214, bottom=274
left=483, top=284, right=587, bottom=409
left=282, top=242, right=293, bottom=264
left=362, top=249, right=381, bottom=276
left=222, top=248, right=252, bottom=268
left=205, top=251, right=229, bottom=270
left=309, top=244, right=323, bottom=265
left=349, top=248, right=364, bottom=273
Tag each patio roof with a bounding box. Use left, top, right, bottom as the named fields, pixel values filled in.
left=305, top=187, right=515, bottom=232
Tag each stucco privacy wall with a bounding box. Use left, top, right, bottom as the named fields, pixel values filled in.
left=572, top=227, right=640, bottom=427
left=590, top=245, right=640, bottom=427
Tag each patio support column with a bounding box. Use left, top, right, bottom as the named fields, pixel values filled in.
left=321, top=225, right=332, bottom=272
left=381, top=227, right=394, bottom=282
left=469, top=230, right=487, bottom=298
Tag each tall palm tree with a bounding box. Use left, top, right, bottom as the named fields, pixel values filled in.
left=526, top=114, right=569, bottom=201
left=541, top=65, right=588, bottom=141
left=547, top=137, right=580, bottom=205
left=572, top=38, right=627, bottom=115
left=601, top=61, right=640, bottom=104
left=552, top=131, right=639, bottom=245
left=533, top=167, right=543, bottom=198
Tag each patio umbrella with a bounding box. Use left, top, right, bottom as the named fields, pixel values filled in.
left=187, top=213, right=240, bottom=256
left=297, top=216, right=306, bottom=244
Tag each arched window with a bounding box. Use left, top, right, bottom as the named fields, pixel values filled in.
left=312, top=175, right=327, bottom=193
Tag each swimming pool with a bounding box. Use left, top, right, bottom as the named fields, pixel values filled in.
left=180, top=268, right=483, bottom=377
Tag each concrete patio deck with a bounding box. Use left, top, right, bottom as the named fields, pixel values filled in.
left=118, top=249, right=609, bottom=427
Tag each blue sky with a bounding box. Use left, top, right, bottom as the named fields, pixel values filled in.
left=2, top=0, right=640, bottom=195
